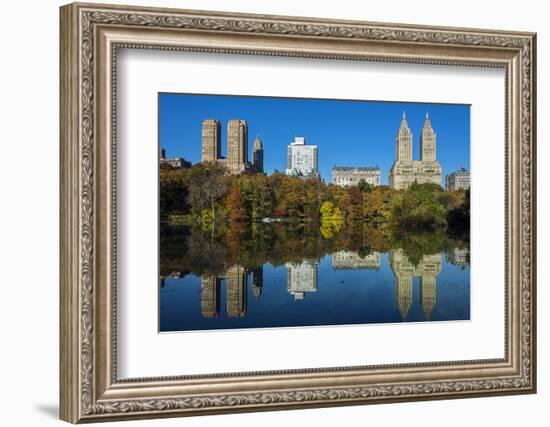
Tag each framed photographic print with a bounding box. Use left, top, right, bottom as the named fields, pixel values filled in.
left=60, top=2, right=537, bottom=423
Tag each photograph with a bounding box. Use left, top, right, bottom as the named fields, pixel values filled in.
left=158, top=94, right=471, bottom=332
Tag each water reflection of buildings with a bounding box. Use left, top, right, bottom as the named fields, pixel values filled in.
left=251, top=268, right=263, bottom=299
left=389, top=250, right=442, bottom=320
left=200, top=275, right=220, bottom=318
left=200, top=265, right=248, bottom=318
left=286, top=261, right=319, bottom=300
left=446, top=247, right=470, bottom=268
left=200, top=266, right=265, bottom=318
left=200, top=261, right=319, bottom=319
left=331, top=251, right=381, bottom=270
left=160, top=271, right=183, bottom=288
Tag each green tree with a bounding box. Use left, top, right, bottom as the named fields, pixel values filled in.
left=390, top=183, right=447, bottom=230
left=159, top=168, right=188, bottom=218
left=358, top=179, right=374, bottom=193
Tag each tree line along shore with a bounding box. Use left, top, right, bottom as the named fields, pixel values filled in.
left=160, top=162, right=469, bottom=233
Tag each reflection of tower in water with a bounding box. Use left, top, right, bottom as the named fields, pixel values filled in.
left=200, top=265, right=247, bottom=318
left=395, top=273, right=413, bottom=320
left=420, top=275, right=437, bottom=320
left=250, top=267, right=264, bottom=299
left=286, top=261, right=318, bottom=300
left=200, top=275, right=220, bottom=318
left=389, top=250, right=442, bottom=320
left=226, top=265, right=247, bottom=317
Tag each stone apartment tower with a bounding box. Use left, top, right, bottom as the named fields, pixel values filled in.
left=396, top=112, right=413, bottom=162
left=420, top=112, right=436, bottom=161
left=201, top=119, right=221, bottom=162
left=252, top=135, right=264, bottom=173
left=389, top=112, right=443, bottom=189
left=227, top=120, right=248, bottom=173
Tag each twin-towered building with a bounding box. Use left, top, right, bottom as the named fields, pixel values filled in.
left=388, top=112, right=443, bottom=189
left=332, top=112, right=447, bottom=189
left=201, top=119, right=264, bottom=174
left=188, top=113, right=465, bottom=189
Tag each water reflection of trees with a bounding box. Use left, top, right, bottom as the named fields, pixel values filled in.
left=160, top=222, right=469, bottom=277
left=160, top=223, right=470, bottom=323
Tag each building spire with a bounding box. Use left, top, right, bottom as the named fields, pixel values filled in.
left=423, top=111, right=432, bottom=128
left=253, top=135, right=263, bottom=150
left=400, top=111, right=409, bottom=129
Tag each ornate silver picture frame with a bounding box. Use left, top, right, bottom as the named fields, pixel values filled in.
left=60, top=2, right=536, bottom=423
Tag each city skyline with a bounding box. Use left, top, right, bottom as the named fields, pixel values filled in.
left=159, top=93, right=470, bottom=185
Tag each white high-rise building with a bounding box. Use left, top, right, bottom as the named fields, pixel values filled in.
left=285, top=136, right=319, bottom=178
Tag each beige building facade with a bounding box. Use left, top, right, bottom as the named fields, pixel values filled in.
left=389, top=113, right=443, bottom=189
left=201, top=119, right=221, bottom=162
left=201, top=119, right=255, bottom=174
left=332, top=166, right=380, bottom=187
left=227, top=119, right=249, bottom=173
left=446, top=166, right=470, bottom=191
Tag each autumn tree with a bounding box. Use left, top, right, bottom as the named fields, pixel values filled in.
left=363, top=186, right=396, bottom=224
left=344, top=186, right=364, bottom=221
left=226, top=184, right=248, bottom=222
left=238, top=174, right=274, bottom=220
left=184, top=163, right=227, bottom=222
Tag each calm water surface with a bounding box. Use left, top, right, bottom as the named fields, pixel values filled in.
left=159, top=224, right=470, bottom=332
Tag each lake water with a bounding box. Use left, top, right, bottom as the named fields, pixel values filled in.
left=159, top=224, right=470, bottom=332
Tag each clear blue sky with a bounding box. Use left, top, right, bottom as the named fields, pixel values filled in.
left=159, top=93, right=470, bottom=185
